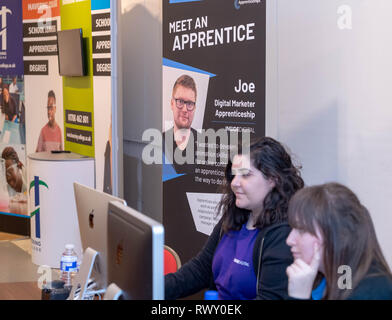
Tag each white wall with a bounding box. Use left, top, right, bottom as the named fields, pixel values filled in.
left=268, top=0, right=392, bottom=267
left=119, top=0, right=162, bottom=221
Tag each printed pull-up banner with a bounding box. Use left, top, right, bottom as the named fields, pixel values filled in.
left=0, top=0, right=28, bottom=228
left=23, top=0, right=64, bottom=158
left=61, top=0, right=95, bottom=158
left=91, top=0, right=113, bottom=195
left=162, top=0, right=266, bottom=268
left=0, top=0, right=24, bottom=75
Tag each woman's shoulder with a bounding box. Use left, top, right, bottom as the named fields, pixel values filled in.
left=348, top=272, right=392, bottom=300
left=260, top=221, right=291, bottom=240
left=253, top=222, right=292, bottom=257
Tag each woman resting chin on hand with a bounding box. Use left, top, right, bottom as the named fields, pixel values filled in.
left=286, top=242, right=322, bottom=299
left=285, top=183, right=392, bottom=300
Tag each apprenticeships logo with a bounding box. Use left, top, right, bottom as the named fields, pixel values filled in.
left=0, top=6, right=12, bottom=52
left=29, top=176, right=49, bottom=239
left=234, top=0, right=262, bottom=10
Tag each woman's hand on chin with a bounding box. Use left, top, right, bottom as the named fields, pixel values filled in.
left=286, top=243, right=321, bottom=299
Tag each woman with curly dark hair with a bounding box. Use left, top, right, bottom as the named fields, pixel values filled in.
left=165, top=136, right=304, bottom=299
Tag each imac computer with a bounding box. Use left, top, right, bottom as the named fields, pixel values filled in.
left=73, top=182, right=126, bottom=291
left=106, top=201, right=164, bottom=300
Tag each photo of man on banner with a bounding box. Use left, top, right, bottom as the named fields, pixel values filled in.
left=36, top=90, right=63, bottom=152
left=162, top=69, right=209, bottom=175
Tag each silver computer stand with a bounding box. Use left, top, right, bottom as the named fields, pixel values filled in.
left=68, top=247, right=104, bottom=300
left=104, top=283, right=123, bottom=300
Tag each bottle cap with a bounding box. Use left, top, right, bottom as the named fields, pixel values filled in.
left=65, top=244, right=74, bottom=250
left=204, top=290, right=219, bottom=300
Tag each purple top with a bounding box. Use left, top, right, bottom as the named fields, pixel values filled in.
left=212, top=223, right=260, bottom=300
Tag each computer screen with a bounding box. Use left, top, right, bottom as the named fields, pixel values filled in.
left=57, top=28, right=86, bottom=76
left=74, top=182, right=126, bottom=289
left=107, top=201, right=164, bottom=300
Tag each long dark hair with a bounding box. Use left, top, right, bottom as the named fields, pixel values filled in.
left=218, top=136, right=304, bottom=234
left=288, top=182, right=392, bottom=300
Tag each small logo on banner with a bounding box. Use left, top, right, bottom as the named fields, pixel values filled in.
left=234, top=0, right=262, bottom=10
left=0, top=6, right=12, bottom=52
left=29, top=176, right=49, bottom=239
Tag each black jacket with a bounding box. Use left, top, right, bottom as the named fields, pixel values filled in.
left=165, top=219, right=293, bottom=300
left=346, top=264, right=392, bottom=300
left=289, top=261, right=392, bottom=300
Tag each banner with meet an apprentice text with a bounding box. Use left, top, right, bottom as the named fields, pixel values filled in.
left=0, top=0, right=29, bottom=231
left=162, top=0, right=266, bottom=268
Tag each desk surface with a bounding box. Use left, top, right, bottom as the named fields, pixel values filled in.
left=0, top=282, right=41, bottom=300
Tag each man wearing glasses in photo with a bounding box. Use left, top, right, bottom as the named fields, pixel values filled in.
left=36, top=90, right=63, bottom=152
left=163, top=74, right=199, bottom=174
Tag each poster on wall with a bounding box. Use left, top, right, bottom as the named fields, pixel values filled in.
left=162, top=0, right=266, bottom=266
left=0, top=0, right=24, bottom=75
left=0, top=0, right=29, bottom=223
left=23, top=0, right=64, bottom=157
left=91, top=0, right=112, bottom=194
left=23, top=0, right=63, bottom=238
left=61, top=0, right=95, bottom=159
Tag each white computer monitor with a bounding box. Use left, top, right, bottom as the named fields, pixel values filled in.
left=107, top=201, right=164, bottom=300
left=74, top=182, right=126, bottom=289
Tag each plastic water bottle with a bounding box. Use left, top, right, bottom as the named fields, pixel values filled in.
left=60, top=244, right=78, bottom=287
left=204, top=290, right=219, bottom=300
